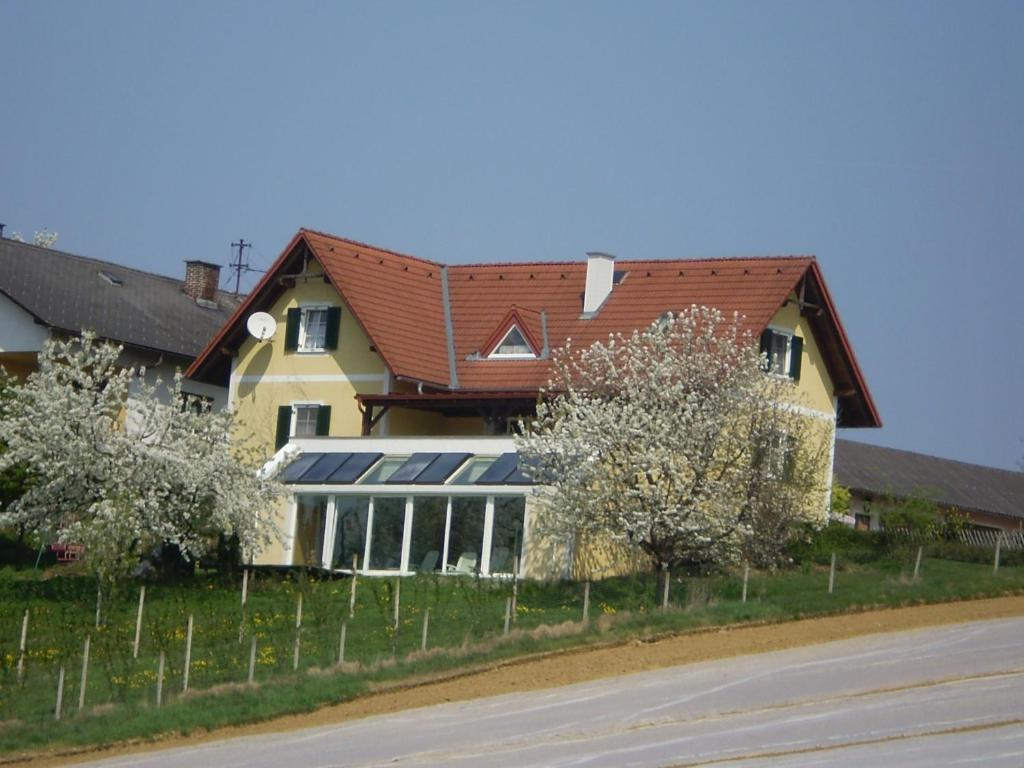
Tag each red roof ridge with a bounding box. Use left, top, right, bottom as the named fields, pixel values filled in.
left=449, top=254, right=816, bottom=270
left=298, top=227, right=444, bottom=268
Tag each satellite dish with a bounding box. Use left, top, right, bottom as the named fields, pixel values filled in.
left=246, top=312, right=277, bottom=341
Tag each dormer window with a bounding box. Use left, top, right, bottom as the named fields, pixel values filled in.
left=488, top=326, right=536, bottom=359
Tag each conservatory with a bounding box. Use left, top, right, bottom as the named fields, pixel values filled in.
left=277, top=437, right=538, bottom=578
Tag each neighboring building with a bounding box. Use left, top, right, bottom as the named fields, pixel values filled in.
left=187, top=228, right=880, bottom=578
left=0, top=238, right=240, bottom=408
left=834, top=439, right=1024, bottom=533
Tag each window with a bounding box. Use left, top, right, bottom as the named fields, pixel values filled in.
left=284, top=306, right=341, bottom=353
left=854, top=513, right=871, bottom=531
left=488, top=326, right=535, bottom=359
left=275, top=404, right=332, bottom=449
left=760, top=328, right=803, bottom=381
left=754, top=432, right=797, bottom=481
left=293, top=404, right=320, bottom=437
left=489, top=496, right=525, bottom=574
left=293, top=495, right=328, bottom=567
left=299, top=308, right=328, bottom=351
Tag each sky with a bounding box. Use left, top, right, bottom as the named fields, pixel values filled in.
left=2, top=1, right=1022, bottom=470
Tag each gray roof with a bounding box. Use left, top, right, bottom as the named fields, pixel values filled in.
left=834, top=439, right=1024, bottom=521
left=0, top=239, right=242, bottom=359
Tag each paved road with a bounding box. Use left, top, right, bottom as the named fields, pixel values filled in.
left=83, top=617, right=1024, bottom=767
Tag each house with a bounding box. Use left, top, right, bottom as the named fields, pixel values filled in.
left=0, top=237, right=240, bottom=408
left=833, top=439, right=1024, bottom=534
left=187, top=228, right=880, bottom=579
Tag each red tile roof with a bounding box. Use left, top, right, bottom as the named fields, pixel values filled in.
left=187, top=228, right=880, bottom=427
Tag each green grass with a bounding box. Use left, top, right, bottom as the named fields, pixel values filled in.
left=0, top=555, right=1022, bottom=760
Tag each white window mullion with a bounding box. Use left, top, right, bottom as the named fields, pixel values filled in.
left=441, top=497, right=453, bottom=575
left=400, top=496, right=414, bottom=573
left=362, top=499, right=375, bottom=574
left=481, top=496, right=495, bottom=575
left=322, top=496, right=338, bottom=569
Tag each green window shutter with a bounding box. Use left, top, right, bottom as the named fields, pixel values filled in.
left=284, top=308, right=301, bottom=351
left=789, top=336, right=804, bottom=381
left=315, top=405, right=332, bottom=436
left=275, top=405, right=292, bottom=450
left=759, top=329, right=773, bottom=371
left=324, top=307, right=341, bottom=350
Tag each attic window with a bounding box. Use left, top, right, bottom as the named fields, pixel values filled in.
left=98, top=270, right=123, bottom=286
left=488, top=326, right=536, bottom=359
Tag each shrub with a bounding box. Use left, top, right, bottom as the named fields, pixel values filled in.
left=786, top=521, right=885, bottom=565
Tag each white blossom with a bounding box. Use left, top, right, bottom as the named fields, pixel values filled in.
left=517, top=306, right=828, bottom=573
left=0, top=333, right=283, bottom=579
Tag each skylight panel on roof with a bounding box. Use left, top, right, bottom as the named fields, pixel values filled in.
left=98, top=270, right=124, bottom=286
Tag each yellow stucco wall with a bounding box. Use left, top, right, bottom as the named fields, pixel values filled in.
left=231, top=264, right=391, bottom=456
left=766, top=297, right=836, bottom=416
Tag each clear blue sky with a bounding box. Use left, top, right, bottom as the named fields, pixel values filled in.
left=2, top=1, right=1022, bottom=470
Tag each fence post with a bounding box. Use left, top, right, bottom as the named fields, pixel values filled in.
left=95, top=585, right=102, bottom=628
left=349, top=554, right=359, bottom=618
left=393, top=577, right=401, bottom=630
left=133, top=586, right=146, bottom=659
left=16, top=609, right=28, bottom=683
left=994, top=534, right=1003, bottom=574
left=913, top=546, right=923, bottom=582
left=504, top=598, right=512, bottom=636
left=55, top=664, right=65, bottom=721
left=155, top=651, right=163, bottom=708
left=338, top=620, right=347, bottom=665
left=742, top=563, right=750, bottom=604
left=78, top=634, right=90, bottom=711
left=239, top=568, right=250, bottom=644
left=828, top=552, right=836, bottom=594
left=421, top=608, right=430, bottom=652
left=661, top=564, right=670, bottom=612
left=582, top=581, right=591, bottom=622
left=248, top=635, right=257, bottom=684
left=510, top=555, right=519, bottom=624
left=293, top=593, right=303, bottom=672
left=183, top=614, right=194, bottom=692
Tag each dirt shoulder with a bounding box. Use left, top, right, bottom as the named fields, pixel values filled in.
left=31, top=595, right=1024, bottom=766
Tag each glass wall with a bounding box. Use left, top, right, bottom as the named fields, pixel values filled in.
left=409, top=496, right=447, bottom=572
left=331, top=495, right=370, bottom=569
left=490, top=496, right=525, bottom=574
left=446, top=496, right=487, bottom=574
left=368, top=497, right=406, bottom=570
left=293, top=495, right=328, bottom=567
left=303, top=492, right=527, bottom=575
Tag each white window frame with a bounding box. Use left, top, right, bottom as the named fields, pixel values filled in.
left=764, top=326, right=795, bottom=379
left=298, top=304, right=330, bottom=353
left=487, top=325, right=537, bottom=360
left=290, top=401, right=324, bottom=439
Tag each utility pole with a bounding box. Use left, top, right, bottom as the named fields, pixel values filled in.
left=230, top=238, right=251, bottom=295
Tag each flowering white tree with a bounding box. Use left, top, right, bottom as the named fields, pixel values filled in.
left=9, top=228, right=59, bottom=248
left=518, top=306, right=828, bottom=577
left=0, top=333, right=284, bottom=579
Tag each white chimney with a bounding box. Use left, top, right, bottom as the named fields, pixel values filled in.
left=583, top=251, right=615, bottom=317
